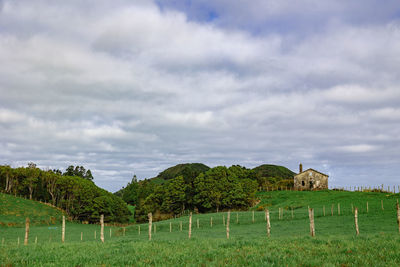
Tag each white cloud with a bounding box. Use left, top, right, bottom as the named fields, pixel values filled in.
left=337, top=144, right=378, bottom=153
left=0, top=109, right=26, bottom=123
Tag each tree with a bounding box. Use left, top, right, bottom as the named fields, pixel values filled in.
left=63, top=165, right=93, bottom=181
left=162, top=176, right=187, bottom=214
left=1, top=165, right=14, bottom=193
left=24, top=162, right=39, bottom=200
left=194, top=166, right=229, bottom=212
left=122, top=175, right=139, bottom=205
left=43, top=170, right=59, bottom=205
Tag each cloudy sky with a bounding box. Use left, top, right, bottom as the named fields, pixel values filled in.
left=1, top=0, right=400, bottom=192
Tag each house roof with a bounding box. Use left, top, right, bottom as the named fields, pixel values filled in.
left=294, top=168, right=329, bottom=177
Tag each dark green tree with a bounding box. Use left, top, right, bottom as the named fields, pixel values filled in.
left=63, top=165, right=93, bottom=181
left=162, top=176, right=187, bottom=214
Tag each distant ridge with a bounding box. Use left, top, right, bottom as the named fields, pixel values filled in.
left=252, top=164, right=295, bottom=185
left=154, top=163, right=210, bottom=182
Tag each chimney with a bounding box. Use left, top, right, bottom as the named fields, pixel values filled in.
left=299, top=163, right=303, bottom=173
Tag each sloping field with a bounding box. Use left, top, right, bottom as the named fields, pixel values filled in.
left=0, top=193, right=64, bottom=227
left=1, top=190, right=400, bottom=266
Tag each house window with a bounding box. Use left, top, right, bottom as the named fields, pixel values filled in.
left=302, top=181, right=305, bottom=186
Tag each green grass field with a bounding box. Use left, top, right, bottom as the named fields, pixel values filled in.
left=1, top=190, right=400, bottom=266
left=0, top=193, right=64, bottom=227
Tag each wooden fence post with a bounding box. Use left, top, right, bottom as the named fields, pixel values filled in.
left=223, top=215, right=225, bottom=226
left=180, top=221, right=182, bottom=231
left=331, top=204, right=334, bottom=216
left=308, top=208, right=315, bottom=237
left=355, top=207, right=359, bottom=236
left=123, top=227, right=125, bottom=236
left=148, top=213, right=152, bottom=241
left=323, top=205, right=325, bottom=216
left=138, top=225, right=141, bottom=235
left=338, top=203, right=340, bottom=215
left=94, top=230, right=96, bottom=239
left=110, top=228, right=112, bottom=238
left=62, top=215, right=65, bottom=243
left=366, top=202, right=368, bottom=213
left=24, top=217, right=29, bottom=245
left=170, top=222, right=172, bottom=232
left=226, top=211, right=230, bottom=239
left=100, top=214, right=104, bottom=243
left=381, top=200, right=384, bottom=210
left=252, top=210, right=255, bottom=223
left=81, top=232, right=83, bottom=241
left=397, top=200, right=400, bottom=233
left=266, top=209, right=270, bottom=237
left=237, top=212, right=239, bottom=224
left=35, top=236, right=37, bottom=244
left=17, top=237, right=20, bottom=245
left=210, top=217, right=213, bottom=227
left=189, top=212, right=192, bottom=239
left=154, top=224, right=156, bottom=234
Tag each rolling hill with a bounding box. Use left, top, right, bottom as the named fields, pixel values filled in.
left=252, top=164, right=296, bottom=187
left=0, top=193, right=64, bottom=227
left=154, top=163, right=210, bottom=182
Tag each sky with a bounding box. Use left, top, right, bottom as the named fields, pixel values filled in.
left=1, top=0, right=400, bottom=192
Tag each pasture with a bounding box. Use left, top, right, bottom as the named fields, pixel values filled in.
left=1, top=190, right=400, bottom=266
left=0, top=193, right=63, bottom=227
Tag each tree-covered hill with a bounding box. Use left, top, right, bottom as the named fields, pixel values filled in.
left=155, top=163, right=210, bottom=182
left=115, top=163, right=210, bottom=205
left=252, top=164, right=296, bottom=189
left=115, top=163, right=298, bottom=222
left=0, top=165, right=131, bottom=224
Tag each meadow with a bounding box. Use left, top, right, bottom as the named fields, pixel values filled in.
left=0, top=193, right=63, bottom=227
left=1, top=190, right=400, bottom=266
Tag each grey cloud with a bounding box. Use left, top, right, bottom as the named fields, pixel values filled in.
left=0, top=0, right=400, bottom=192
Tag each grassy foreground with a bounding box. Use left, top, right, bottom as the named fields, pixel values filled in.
left=1, top=234, right=399, bottom=266
left=1, top=190, right=400, bottom=266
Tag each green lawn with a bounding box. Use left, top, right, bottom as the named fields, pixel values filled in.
left=1, top=190, right=400, bottom=266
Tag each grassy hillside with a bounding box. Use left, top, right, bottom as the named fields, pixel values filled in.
left=154, top=163, right=210, bottom=183
left=0, top=193, right=64, bottom=227
left=1, top=190, right=400, bottom=266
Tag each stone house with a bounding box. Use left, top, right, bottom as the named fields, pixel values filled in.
left=294, top=164, right=328, bottom=190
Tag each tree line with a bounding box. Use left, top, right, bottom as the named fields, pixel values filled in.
left=0, top=164, right=130, bottom=223
left=117, top=165, right=260, bottom=222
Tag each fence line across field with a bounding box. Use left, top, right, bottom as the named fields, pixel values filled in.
left=264, top=184, right=400, bottom=193
left=3, top=198, right=399, bottom=245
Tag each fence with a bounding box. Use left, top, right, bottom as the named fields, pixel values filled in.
left=262, top=184, right=400, bottom=193
left=2, top=197, right=400, bottom=246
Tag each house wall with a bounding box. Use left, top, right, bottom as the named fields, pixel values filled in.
left=294, top=170, right=328, bottom=190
